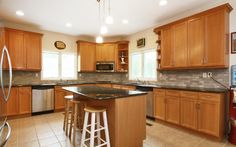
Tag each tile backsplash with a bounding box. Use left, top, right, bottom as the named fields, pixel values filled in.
left=10, top=69, right=229, bottom=89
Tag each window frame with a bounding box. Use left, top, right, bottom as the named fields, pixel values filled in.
left=129, top=48, right=157, bottom=81
left=41, top=51, right=77, bottom=80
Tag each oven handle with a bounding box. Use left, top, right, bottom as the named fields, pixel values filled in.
left=0, top=122, right=11, bottom=147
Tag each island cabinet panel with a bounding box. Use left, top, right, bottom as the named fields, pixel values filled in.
left=188, top=17, right=205, bottom=66
left=161, top=27, right=173, bottom=68
left=180, top=91, right=198, bottom=130
left=5, top=29, right=26, bottom=70
left=197, top=93, right=224, bottom=138
left=172, top=21, right=188, bottom=67
left=18, top=87, right=32, bottom=114
left=153, top=89, right=165, bottom=120
left=24, top=32, right=42, bottom=70
left=77, top=41, right=96, bottom=72
left=6, top=87, right=19, bottom=116
left=204, top=9, right=228, bottom=67
left=54, top=86, right=72, bottom=110
left=96, top=84, right=112, bottom=88
left=155, top=4, right=231, bottom=70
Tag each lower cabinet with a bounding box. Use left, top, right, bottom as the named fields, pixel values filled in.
left=111, top=84, right=136, bottom=90
left=6, top=86, right=31, bottom=116
left=55, top=86, right=73, bottom=110
left=96, top=84, right=112, bottom=88
left=154, top=88, right=225, bottom=139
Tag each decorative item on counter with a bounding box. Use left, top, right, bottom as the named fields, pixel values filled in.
left=120, top=51, right=126, bottom=64
left=232, top=32, right=236, bottom=54
left=54, top=41, right=66, bottom=50
left=137, top=38, right=145, bottom=48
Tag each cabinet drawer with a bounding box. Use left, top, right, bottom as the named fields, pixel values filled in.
left=154, top=88, right=165, bottom=96
left=166, top=90, right=180, bottom=97
left=181, top=91, right=198, bottom=99
left=112, top=84, right=121, bottom=89
left=199, top=92, right=221, bottom=102
left=121, top=85, right=136, bottom=90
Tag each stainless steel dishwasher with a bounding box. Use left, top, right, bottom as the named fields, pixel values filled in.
left=32, top=85, right=54, bottom=115
left=136, top=86, right=154, bottom=118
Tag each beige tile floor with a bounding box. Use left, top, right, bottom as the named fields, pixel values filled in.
left=5, top=112, right=236, bottom=147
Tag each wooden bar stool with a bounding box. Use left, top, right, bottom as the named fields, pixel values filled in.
left=63, top=95, right=73, bottom=136
left=69, top=100, right=83, bottom=145
left=80, top=106, right=110, bottom=147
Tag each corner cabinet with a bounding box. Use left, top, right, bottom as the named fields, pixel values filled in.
left=154, top=3, right=232, bottom=70
left=2, top=28, right=43, bottom=71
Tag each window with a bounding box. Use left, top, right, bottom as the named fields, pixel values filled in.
left=130, top=49, right=157, bottom=80
left=42, top=51, right=77, bottom=80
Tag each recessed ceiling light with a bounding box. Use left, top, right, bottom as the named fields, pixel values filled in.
left=122, top=19, right=129, bottom=24
left=159, top=0, right=168, bottom=6
left=65, top=23, right=72, bottom=27
left=16, top=10, right=24, bottom=16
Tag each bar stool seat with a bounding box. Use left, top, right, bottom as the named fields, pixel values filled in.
left=81, top=106, right=110, bottom=147
left=63, top=95, right=73, bottom=136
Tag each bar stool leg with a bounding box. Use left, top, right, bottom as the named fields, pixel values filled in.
left=90, top=112, right=96, bottom=147
left=103, top=111, right=110, bottom=147
left=81, top=112, right=89, bottom=147
left=63, top=100, right=67, bottom=131
left=65, top=101, right=70, bottom=136
left=96, top=112, right=101, bottom=145
left=69, top=103, right=75, bottom=140
left=73, top=104, right=78, bottom=145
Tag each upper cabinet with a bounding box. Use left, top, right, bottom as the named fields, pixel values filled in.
left=96, top=43, right=116, bottom=62
left=2, top=28, right=43, bottom=71
left=77, top=41, right=96, bottom=72
left=154, top=3, right=232, bottom=70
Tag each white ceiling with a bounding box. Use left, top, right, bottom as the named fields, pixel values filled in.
left=0, top=0, right=217, bottom=37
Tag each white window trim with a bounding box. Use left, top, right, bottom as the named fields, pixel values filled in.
left=41, top=51, right=77, bottom=80
left=129, top=48, right=157, bottom=81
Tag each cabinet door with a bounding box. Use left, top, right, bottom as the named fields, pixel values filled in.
left=154, top=93, right=165, bottom=120
left=6, top=29, right=26, bottom=69
left=165, top=96, right=180, bottom=124
left=96, top=44, right=104, bottom=61
left=96, top=84, right=112, bottom=88
left=25, top=33, right=42, bottom=70
left=7, top=87, right=19, bottom=116
left=18, top=87, right=32, bottom=114
left=55, top=89, right=66, bottom=110
left=198, top=93, right=221, bottom=137
left=188, top=17, right=205, bottom=66
left=103, top=44, right=116, bottom=61
left=173, top=22, right=188, bottom=67
left=79, top=42, right=96, bottom=71
left=205, top=10, right=225, bottom=66
left=180, top=94, right=198, bottom=130
left=161, top=27, right=173, bottom=68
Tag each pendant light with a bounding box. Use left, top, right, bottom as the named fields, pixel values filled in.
left=105, top=0, right=113, bottom=24
left=96, top=0, right=104, bottom=43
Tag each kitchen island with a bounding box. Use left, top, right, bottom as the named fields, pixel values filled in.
left=63, top=86, right=147, bottom=147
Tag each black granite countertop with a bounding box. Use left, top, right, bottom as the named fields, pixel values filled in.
left=63, top=86, right=147, bottom=100
left=11, top=81, right=228, bottom=93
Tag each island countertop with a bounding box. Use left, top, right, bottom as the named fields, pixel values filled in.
left=62, top=86, right=147, bottom=100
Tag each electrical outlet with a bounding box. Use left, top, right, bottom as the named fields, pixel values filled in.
left=207, top=72, right=212, bottom=78
left=202, top=72, right=207, bottom=78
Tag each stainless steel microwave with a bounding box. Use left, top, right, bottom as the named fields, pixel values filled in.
left=96, top=62, right=115, bottom=72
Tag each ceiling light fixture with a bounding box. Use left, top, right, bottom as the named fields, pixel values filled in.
left=96, top=0, right=104, bottom=43
left=96, top=36, right=104, bottom=43
left=16, top=10, right=24, bottom=16
left=159, top=0, right=168, bottom=6
left=122, top=19, right=129, bottom=24
left=65, top=23, right=72, bottom=27
left=100, top=25, right=108, bottom=34
left=105, top=0, right=113, bottom=24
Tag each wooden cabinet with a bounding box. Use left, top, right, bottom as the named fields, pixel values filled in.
left=154, top=4, right=232, bottom=70
left=154, top=88, right=225, bottom=139
left=172, top=22, right=188, bottom=67
left=116, top=41, right=129, bottom=72
left=6, top=87, right=32, bottom=116
left=55, top=86, right=68, bottom=110
left=153, top=89, right=165, bottom=120
left=77, top=41, right=96, bottom=72
left=18, top=87, right=32, bottom=114
left=25, top=32, right=42, bottom=70
left=198, top=93, right=223, bottom=137
left=6, top=87, right=19, bottom=116
left=96, top=43, right=116, bottom=62
left=96, top=84, right=112, bottom=88
left=6, top=29, right=26, bottom=70
left=3, top=28, right=42, bottom=71
left=180, top=91, right=198, bottom=130
left=161, top=27, right=173, bottom=68
left=111, top=84, right=136, bottom=90
left=188, top=16, right=205, bottom=66
left=204, top=9, right=229, bottom=67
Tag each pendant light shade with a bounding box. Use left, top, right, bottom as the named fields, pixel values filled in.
left=96, top=36, right=103, bottom=43
left=100, top=26, right=108, bottom=34
left=105, top=16, right=113, bottom=24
